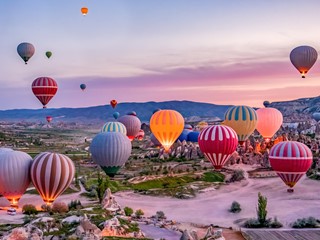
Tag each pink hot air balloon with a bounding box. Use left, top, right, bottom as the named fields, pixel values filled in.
left=256, top=108, right=283, bottom=142
left=118, top=114, right=141, bottom=141
left=135, top=129, right=145, bottom=141
left=198, top=125, right=238, bottom=170
left=269, top=141, right=313, bottom=192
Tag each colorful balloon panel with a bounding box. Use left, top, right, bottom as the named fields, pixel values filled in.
left=256, top=108, right=283, bottom=140
left=198, top=125, right=238, bottom=170
left=150, top=109, right=184, bottom=151
left=223, top=105, right=257, bottom=144
left=30, top=152, right=75, bottom=205
left=32, top=77, right=58, bottom=108
left=269, top=141, right=312, bottom=189
left=290, top=45, right=318, bottom=78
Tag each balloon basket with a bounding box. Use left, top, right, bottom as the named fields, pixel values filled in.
left=287, top=188, right=294, bottom=193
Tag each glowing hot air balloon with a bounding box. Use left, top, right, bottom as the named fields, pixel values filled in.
left=90, top=132, right=132, bottom=177
left=30, top=152, right=75, bottom=205
left=150, top=109, right=184, bottom=151
left=269, top=141, right=313, bottom=192
left=113, top=112, right=120, bottom=119
left=118, top=114, right=141, bottom=141
left=17, top=42, right=35, bottom=64
left=198, top=125, right=238, bottom=170
left=81, top=7, right=88, bottom=15
left=46, top=116, right=53, bottom=123
left=80, top=83, right=86, bottom=91
left=110, top=100, right=117, bottom=108
left=290, top=45, right=318, bottom=78
left=32, top=77, right=58, bottom=108
left=223, top=106, right=257, bottom=145
left=101, top=121, right=127, bottom=135
left=256, top=108, right=283, bottom=142
left=45, top=51, right=52, bottom=59
left=0, top=150, right=32, bottom=206
left=135, top=129, right=145, bottom=140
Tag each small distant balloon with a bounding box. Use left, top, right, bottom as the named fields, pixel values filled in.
left=110, top=100, right=117, bottom=108
left=45, top=51, right=52, bottom=59
left=46, top=116, right=53, bottom=123
left=263, top=101, right=271, bottom=108
left=81, top=7, right=88, bottom=15
left=17, top=42, right=35, bottom=64
left=127, top=111, right=137, bottom=116
left=113, top=112, right=120, bottom=119
left=80, top=83, right=86, bottom=91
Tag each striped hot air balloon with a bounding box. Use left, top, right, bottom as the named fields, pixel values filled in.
left=198, top=125, right=238, bottom=170
left=118, top=114, right=141, bottom=141
left=0, top=150, right=32, bottom=206
left=290, top=45, right=318, bottom=78
left=150, top=109, right=184, bottom=151
left=223, top=105, right=257, bottom=145
left=101, top=121, right=127, bottom=135
left=32, top=77, right=58, bottom=108
left=256, top=108, right=283, bottom=142
left=30, top=152, right=75, bottom=205
left=269, top=141, right=313, bottom=192
left=90, top=132, right=132, bottom=177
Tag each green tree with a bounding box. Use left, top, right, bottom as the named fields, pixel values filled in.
left=96, top=174, right=110, bottom=203
left=124, top=206, right=133, bottom=216
left=135, top=209, right=144, bottom=218
left=257, top=192, right=268, bottom=225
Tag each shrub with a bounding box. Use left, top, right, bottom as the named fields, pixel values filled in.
left=230, top=201, right=241, bottom=213
left=124, top=206, right=133, bottom=216
left=270, top=217, right=283, bottom=228
left=41, top=204, right=51, bottom=212
left=229, top=169, right=245, bottom=182
left=156, top=211, right=166, bottom=219
left=292, top=217, right=320, bottom=228
left=68, top=200, right=83, bottom=210
left=135, top=209, right=144, bottom=218
left=243, top=218, right=262, bottom=228
left=257, top=192, right=268, bottom=225
left=52, top=202, right=69, bottom=213
left=22, top=204, right=38, bottom=215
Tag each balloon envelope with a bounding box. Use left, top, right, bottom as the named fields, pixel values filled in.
left=45, top=51, right=52, bottom=59
left=118, top=115, right=141, bottom=141
left=187, top=131, right=200, bottom=142
left=32, top=77, right=58, bottom=108
left=269, top=141, right=312, bottom=190
left=312, top=112, right=320, bottom=122
left=184, top=124, right=193, bottom=130
left=17, top=42, right=35, bottom=64
left=81, top=7, right=88, bottom=15
left=0, top=150, right=33, bottom=206
left=46, top=116, right=53, bottom=123
left=113, top=112, right=120, bottom=119
left=177, top=129, right=192, bottom=142
left=223, top=105, right=257, bottom=145
left=263, top=101, right=270, bottom=108
left=101, top=122, right=127, bottom=136
left=290, top=45, right=318, bottom=78
left=198, top=125, right=238, bottom=170
left=110, top=100, right=117, bottom=108
left=80, top=84, right=86, bottom=91
left=90, top=132, right=132, bottom=177
left=256, top=108, right=283, bottom=140
left=30, top=152, right=75, bottom=205
left=150, top=109, right=184, bottom=151
left=135, top=129, right=145, bottom=140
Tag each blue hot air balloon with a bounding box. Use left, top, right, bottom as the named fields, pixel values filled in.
left=80, top=84, right=86, bottom=91
left=113, top=112, right=120, bottom=120
left=187, top=131, right=200, bottom=142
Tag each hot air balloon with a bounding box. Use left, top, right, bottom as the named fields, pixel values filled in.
left=150, top=109, right=184, bottom=151
left=290, top=45, right=318, bottom=78
left=32, top=77, right=58, bottom=108
left=184, top=124, right=193, bottom=130
left=113, top=112, right=120, bottom=120
left=101, top=121, right=127, bottom=135
left=17, top=42, right=35, bottom=64
left=150, top=133, right=161, bottom=147
left=263, top=101, right=271, bottom=108
left=177, top=129, right=192, bottom=142
left=196, top=121, right=208, bottom=131
left=118, top=114, right=141, bottom=141
left=110, top=100, right=117, bottom=108
left=127, top=111, right=137, bottom=116
left=30, top=152, right=75, bottom=205
left=223, top=106, right=257, bottom=145
left=135, top=129, right=145, bottom=140
left=0, top=150, right=32, bottom=206
left=256, top=108, right=283, bottom=142
left=80, top=83, right=86, bottom=91
left=90, top=132, right=131, bottom=177
left=198, top=125, right=238, bottom=170
left=312, top=112, right=320, bottom=122
left=81, top=7, right=88, bottom=15
left=269, top=141, right=313, bottom=192
left=187, top=131, right=200, bottom=142
left=45, top=51, right=52, bottom=59
left=46, top=116, right=53, bottom=123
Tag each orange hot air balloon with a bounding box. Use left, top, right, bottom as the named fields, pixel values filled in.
left=110, top=99, right=117, bottom=108
left=81, top=7, right=88, bottom=15
left=150, top=109, right=184, bottom=151
left=256, top=108, right=283, bottom=142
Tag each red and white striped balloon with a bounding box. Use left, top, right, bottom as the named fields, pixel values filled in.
left=32, top=77, right=58, bottom=108
left=269, top=141, right=312, bottom=190
left=30, top=152, right=75, bottom=205
left=198, top=125, right=238, bottom=170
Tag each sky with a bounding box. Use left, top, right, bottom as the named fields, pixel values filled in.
left=1, top=0, right=320, bottom=110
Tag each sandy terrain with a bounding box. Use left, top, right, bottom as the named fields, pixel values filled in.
left=114, top=165, right=320, bottom=229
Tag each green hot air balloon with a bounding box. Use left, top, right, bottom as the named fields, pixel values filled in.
left=46, top=51, right=52, bottom=59
left=90, top=132, right=132, bottom=177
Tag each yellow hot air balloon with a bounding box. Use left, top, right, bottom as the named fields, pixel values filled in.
left=223, top=106, right=257, bottom=145
left=256, top=108, right=283, bottom=142
left=150, top=110, right=184, bottom=151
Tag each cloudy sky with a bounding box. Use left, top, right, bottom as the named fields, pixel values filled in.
left=1, top=0, right=320, bottom=110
